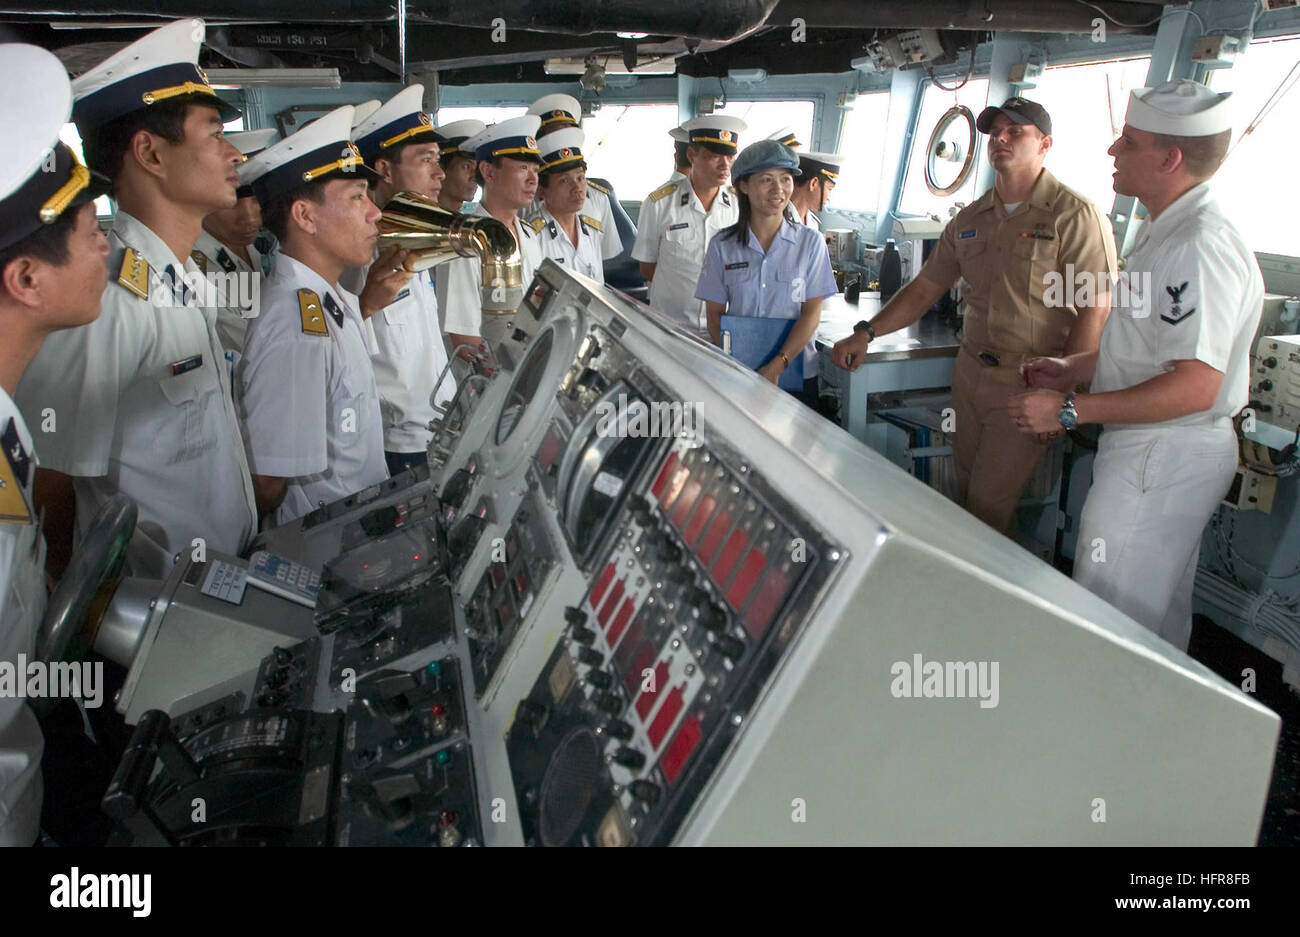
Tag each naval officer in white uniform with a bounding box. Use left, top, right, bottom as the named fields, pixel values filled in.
left=16, top=19, right=258, bottom=581
left=521, top=93, right=624, bottom=262
left=529, top=128, right=605, bottom=284
left=348, top=85, right=457, bottom=475
left=790, top=151, right=844, bottom=232
left=192, top=128, right=278, bottom=362
left=1011, top=80, right=1263, bottom=652
left=436, top=116, right=544, bottom=352
left=632, top=115, right=745, bottom=330
left=0, top=44, right=112, bottom=846
left=237, top=105, right=389, bottom=526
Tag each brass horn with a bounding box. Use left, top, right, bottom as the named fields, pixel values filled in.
left=377, top=191, right=522, bottom=297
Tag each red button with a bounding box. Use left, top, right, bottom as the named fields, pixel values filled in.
left=726, top=548, right=766, bottom=613
left=648, top=684, right=685, bottom=750
left=608, top=597, right=636, bottom=647
left=598, top=578, right=625, bottom=628
left=698, top=508, right=731, bottom=565
left=590, top=562, right=616, bottom=607
left=635, top=659, right=670, bottom=720
left=743, top=564, right=791, bottom=639
left=651, top=451, right=680, bottom=501
left=684, top=494, right=716, bottom=547
left=661, top=715, right=702, bottom=785
left=429, top=703, right=446, bottom=717
left=712, top=528, right=749, bottom=586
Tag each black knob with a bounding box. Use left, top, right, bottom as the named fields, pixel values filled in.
left=700, top=602, right=728, bottom=632
left=629, top=779, right=661, bottom=805
left=613, top=747, right=646, bottom=770
left=272, top=646, right=292, bottom=665
left=686, top=586, right=710, bottom=607
left=446, top=514, right=486, bottom=562
left=1259, top=379, right=1274, bottom=392
left=657, top=538, right=682, bottom=564
left=712, top=634, right=745, bottom=660
left=602, top=719, right=634, bottom=741
left=571, top=625, right=596, bottom=646
left=585, top=670, right=613, bottom=690
left=576, top=368, right=608, bottom=394
left=257, top=691, right=282, bottom=708
left=515, top=700, right=548, bottom=736
left=576, top=647, right=604, bottom=667
left=666, top=564, right=691, bottom=583
left=594, top=692, right=624, bottom=715
left=440, top=468, right=473, bottom=510
left=267, top=667, right=290, bottom=688
left=1264, top=357, right=1278, bottom=368
left=629, top=495, right=652, bottom=521
left=564, top=606, right=588, bottom=626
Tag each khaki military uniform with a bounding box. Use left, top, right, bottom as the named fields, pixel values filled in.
left=918, top=168, right=1117, bottom=533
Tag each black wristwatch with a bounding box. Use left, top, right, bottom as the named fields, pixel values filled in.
left=854, top=319, right=876, bottom=341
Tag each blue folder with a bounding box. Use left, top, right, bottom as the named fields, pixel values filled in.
left=720, top=314, right=804, bottom=391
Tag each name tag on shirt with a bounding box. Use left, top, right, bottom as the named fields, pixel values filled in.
left=959, top=229, right=978, bottom=240
left=724, top=262, right=749, bottom=270
left=394, top=288, right=411, bottom=302
left=668, top=222, right=690, bottom=231
left=170, top=354, right=203, bottom=376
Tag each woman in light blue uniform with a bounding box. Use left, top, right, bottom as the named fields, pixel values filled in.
left=695, top=140, right=836, bottom=406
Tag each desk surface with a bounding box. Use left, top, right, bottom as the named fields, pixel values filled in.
left=816, top=292, right=961, bottom=363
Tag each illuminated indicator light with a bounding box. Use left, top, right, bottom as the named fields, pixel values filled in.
left=661, top=715, right=702, bottom=784
left=439, top=808, right=458, bottom=826
left=591, top=562, right=616, bottom=606
left=635, top=660, right=670, bottom=720
left=598, top=578, right=625, bottom=628
left=430, top=703, right=446, bottom=717
left=608, top=597, right=635, bottom=647
left=413, top=554, right=420, bottom=560
left=426, top=660, right=442, bottom=675
left=435, top=750, right=451, bottom=766
left=727, top=548, right=767, bottom=612
left=743, top=564, right=791, bottom=639
left=671, top=477, right=702, bottom=529
left=647, top=684, right=685, bottom=749
left=697, top=508, right=732, bottom=565
left=651, top=451, right=680, bottom=501
left=684, top=494, right=716, bottom=547
left=711, top=528, right=749, bottom=586
left=660, top=466, right=690, bottom=512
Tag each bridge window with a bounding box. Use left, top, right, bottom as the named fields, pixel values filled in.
left=1032, top=56, right=1152, bottom=215
left=435, top=105, right=528, bottom=127
left=1208, top=35, right=1300, bottom=257
left=577, top=103, right=682, bottom=202
left=898, top=78, right=989, bottom=219
left=712, top=98, right=815, bottom=154
left=827, top=91, right=891, bottom=214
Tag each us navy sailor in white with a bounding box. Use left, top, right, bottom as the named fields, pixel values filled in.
left=1012, top=80, right=1263, bottom=652
left=239, top=256, right=388, bottom=526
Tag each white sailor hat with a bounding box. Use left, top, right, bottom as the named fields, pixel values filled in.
left=245, top=104, right=381, bottom=205
left=797, top=150, right=844, bottom=183
left=350, top=100, right=382, bottom=132
left=538, top=128, right=586, bottom=174
left=528, top=93, right=581, bottom=136
left=436, top=119, right=488, bottom=160
left=465, top=115, right=543, bottom=164
left=682, top=115, right=747, bottom=154
left=71, top=19, right=239, bottom=138
left=353, top=85, right=442, bottom=163
left=767, top=126, right=801, bottom=148
left=227, top=129, right=278, bottom=197
left=669, top=126, right=690, bottom=144
left=1125, top=79, right=1233, bottom=137
left=0, top=44, right=111, bottom=253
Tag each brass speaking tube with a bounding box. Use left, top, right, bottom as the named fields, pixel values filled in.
left=377, top=191, right=523, bottom=311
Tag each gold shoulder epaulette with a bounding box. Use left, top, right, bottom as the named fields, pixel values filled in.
left=649, top=182, right=676, bottom=202
left=190, top=250, right=208, bottom=273
left=528, top=216, right=546, bottom=234
left=116, top=248, right=149, bottom=299
left=580, top=214, right=603, bottom=232
left=587, top=179, right=611, bottom=196
left=298, top=289, right=328, bottom=336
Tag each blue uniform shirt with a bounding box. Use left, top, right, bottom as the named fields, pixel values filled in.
left=695, top=219, right=837, bottom=378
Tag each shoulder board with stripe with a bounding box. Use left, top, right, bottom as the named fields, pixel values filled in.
left=587, top=180, right=611, bottom=196
left=298, top=289, right=329, bottom=337
left=649, top=182, right=677, bottom=202
left=580, top=214, right=603, bottom=232
left=527, top=216, right=546, bottom=234
left=190, top=250, right=208, bottom=274
left=116, top=247, right=150, bottom=299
